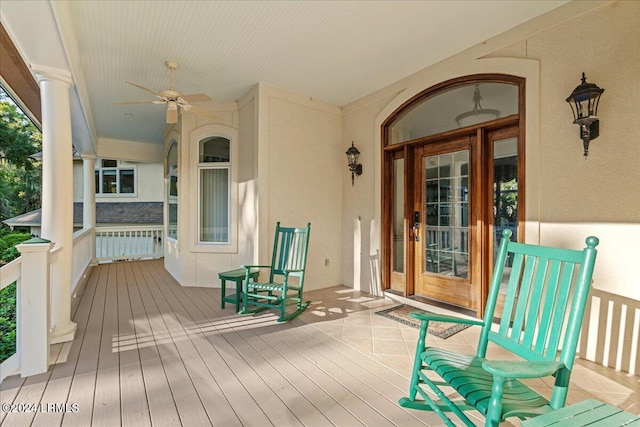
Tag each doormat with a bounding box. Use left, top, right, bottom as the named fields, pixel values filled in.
left=375, top=305, right=472, bottom=339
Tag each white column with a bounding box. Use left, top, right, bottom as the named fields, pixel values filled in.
left=82, top=154, right=97, bottom=265
left=33, top=65, right=77, bottom=344
left=16, top=238, right=54, bottom=377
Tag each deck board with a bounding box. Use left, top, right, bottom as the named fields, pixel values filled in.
left=146, top=279, right=245, bottom=426
left=31, top=259, right=101, bottom=427
left=3, top=258, right=638, bottom=426
left=126, top=261, right=181, bottom=426
left=117, top=262, right=151, bottom=427
left=93, top=263, right=122, bottom=426
left=62, top=260, right=109, bottom=427
left=1, top=259, right=432, bottom=427
left=133, top=261, right=213, bottom=427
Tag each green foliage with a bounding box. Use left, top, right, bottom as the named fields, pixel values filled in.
left=0, top=89, right=42, bottom=222
left=0, top=94, right=41, bottom=170
left=0, top=232, right=31, bottom=258
left=0, top=282, right=16, bottom=364
left=0, top=232, right=30, bottom=364
left=0, top=88, right=41, bottom=364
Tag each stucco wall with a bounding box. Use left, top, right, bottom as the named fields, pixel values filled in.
left=341, top=1, right=640, bottom=301
left=521, top=1, right=640, bottom=300
left=257, top=84, right=343, bottom=292
left=163, top=87, right=343, bottom=291
left=166, top=107, right=244, bottom=287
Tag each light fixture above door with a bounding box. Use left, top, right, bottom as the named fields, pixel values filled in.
left=455, top=84, right=501, bottom=127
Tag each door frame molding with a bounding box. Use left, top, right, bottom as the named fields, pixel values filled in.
left=377, top=67, right=534, bottom=315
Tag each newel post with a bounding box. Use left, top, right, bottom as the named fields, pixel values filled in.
left=16, top=237, right=54, bottom=377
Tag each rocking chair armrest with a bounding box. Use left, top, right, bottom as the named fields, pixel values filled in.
left=409, top=311, right=484, bottom=326
left=241, top=265, right=270, bottom=281
left=482, top=360, right=564, bottom=379
left=241, top=264, right=272, bottom=271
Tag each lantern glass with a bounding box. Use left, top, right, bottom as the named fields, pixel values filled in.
left=566, top=73, right=604, bottom=125
left=346, top=144, right=360, bottom=168
left=566, top=73, right=604, bottom=157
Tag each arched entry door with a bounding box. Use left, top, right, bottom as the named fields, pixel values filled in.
left=382, top=75, right=525, bottom=316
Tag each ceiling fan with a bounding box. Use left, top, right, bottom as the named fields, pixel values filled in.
left=117, top=61, right=220, bottom=124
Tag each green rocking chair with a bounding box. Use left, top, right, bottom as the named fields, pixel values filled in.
left=399, top=230, right=599, bottom=427
left=240, top=222, right=311, bottom=322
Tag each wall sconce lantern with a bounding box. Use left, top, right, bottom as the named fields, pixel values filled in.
left=346, top=141, right=362, bottom=186
left=566, top=73, right=604, bottom=157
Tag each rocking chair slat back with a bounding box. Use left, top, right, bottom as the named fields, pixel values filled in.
left=272, top=225, right=309, bottom=278
left=486, top=245, right=588, bottom=366
left=241, top=222, right=311, bottom=322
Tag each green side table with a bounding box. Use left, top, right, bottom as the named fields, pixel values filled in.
left=219, top=268, right=259, bottom=312
left=522, top=399, right=640, bottom=427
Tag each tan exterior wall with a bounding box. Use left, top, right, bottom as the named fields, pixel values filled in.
left=161, top=1, right=638, bottom=303
left=341, top=1, right=640, bottom=301
left=163, top=87, right=343, bottom=290
left=257, top=84, right=343, bottom=291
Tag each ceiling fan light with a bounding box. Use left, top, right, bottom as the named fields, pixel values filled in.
left=166, top=101, right=178, bottom=123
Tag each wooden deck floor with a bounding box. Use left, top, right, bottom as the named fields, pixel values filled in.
left=0, top=259, right=444, bottom=427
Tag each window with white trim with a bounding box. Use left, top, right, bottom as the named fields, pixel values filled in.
left=198, top=137, right=230, bottom=244
left=95, top=159, right=136, bottom=194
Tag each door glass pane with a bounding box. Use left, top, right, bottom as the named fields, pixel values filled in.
left=424, top=150, right=469, bottom=278
left=389, top=82, right=518, bottom=145
left=494, top=137, right=518, bottom=266
left=392, top=158, right=404, bottom=273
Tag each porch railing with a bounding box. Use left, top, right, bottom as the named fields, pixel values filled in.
left=72, top=227, right=93, bottom=293
left=95, top=226, right=164, bottom=263
left=0, top=256, right=21, bottom=382
left=0, top=241, right=58, bottom=383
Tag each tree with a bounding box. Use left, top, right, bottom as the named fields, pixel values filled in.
left=0, top=87, right=40, bottom=363
left=0, top=88, right=42, bottom=221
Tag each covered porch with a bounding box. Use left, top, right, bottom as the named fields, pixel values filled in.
left=1, top=260, right=637, bottom=426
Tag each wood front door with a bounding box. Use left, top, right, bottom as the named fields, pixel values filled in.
left=413, top=134, right=482, bottom=311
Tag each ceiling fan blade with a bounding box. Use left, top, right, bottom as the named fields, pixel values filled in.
left=115, top=100, right=156, bottom=105
left=188, top=104, right=223, bottom=122
left=180, top=93, right=212, bottom=104
left=127, top=81, right=163, bottom=97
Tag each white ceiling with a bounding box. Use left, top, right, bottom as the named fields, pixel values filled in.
left=3, top=1, right=569, bottom=146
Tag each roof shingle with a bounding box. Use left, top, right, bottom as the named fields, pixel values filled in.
left=2, top=202, right=163, bottom=227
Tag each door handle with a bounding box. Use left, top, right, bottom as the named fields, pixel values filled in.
left=412, top=211, right=420, bottom=242
left=412, top=223, right=420, bottom=242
